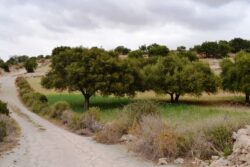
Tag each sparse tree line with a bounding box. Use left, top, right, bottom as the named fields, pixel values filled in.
left=1, top=38, right=250, bottom=109
left=116, top=37, right=250, bottom=59
left=1, top=37, right=249, bottom=72
left=0, top=55, right=50, bottom=73
left=41, top=44, right=250, bottom=110
left=192, top=38, right=250, bottom=58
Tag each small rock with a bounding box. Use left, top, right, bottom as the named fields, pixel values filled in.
left=174, top=158, right=184, bottom=164
left=232, top=132, right=237, bottom=140
left=239, top=154, right=250, bottom=162
left=120, top=134, right=136, bottom=143
left=242, top=149, right=248, bottom=154
left=194, top=158, right=202, bottom=164
left=75, top=129, right=92, bottom=136
left=157, top=158, right=168, bottom=165
left=211, top=156, right=219, bottom=160
left=210, top=158, right=229, bottom=167
left=238, top=129, right=248, bottom=136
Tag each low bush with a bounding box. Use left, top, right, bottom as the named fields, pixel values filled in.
left=95, top=101, right=158, bottom=144
left=204, top=124, right=233, bottom=156
left=68, top=107, right=102, bottom=133
left=0, top=101, right=9, bottom=116
left=49, top=101, right=70, bottom=119
left=95, top=115, right=129, bottom=144
left=16, top=77, right=32, bottom=90
left=175, top=116, right=242, bottom=159
left=83, top=107, right=102, bottom=133
left=121, top=101, right=158, bottom=132
left=61, top=110, right=73, bottom=124
left=0, top=113, right=17, bottom=142
left=0, top=121, right=6, bottom=141
left=16, top=77, right=51, bottom=115
left=0, top=63, right=10, bottom=72
left=16, top=77, right=103, bottom=136
left=24, top=58, right=38, bottom=73
left=68, top=113, right=85, bottom=130
left=128, top=115, right=178, bottom=160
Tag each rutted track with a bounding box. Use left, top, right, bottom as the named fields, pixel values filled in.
left=0, top=75, right=166, bottom=167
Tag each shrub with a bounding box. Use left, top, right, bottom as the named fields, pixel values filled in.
left=16, top=77, right=51, bottom=115
left=0, top=63, right=10, bottom=72
left=24, top=58, right=38, bottom=73
left=39, top=94, right=48, bottom=103
left=49, top=101, right=70, bottom=119
left=175, top=116, right=240, bottom=159
left=128, top=115, right=178, bottom=160
left=0, top=101, right=9, bottom=116
left=0, top=121, right=6, bottom=141
left=204, top=125, right=233, bottom=156
left=19, top=87, right=32, bottom=97
left=68, top=113, right=85, bottom=130
left=31, top=101, right=49, bottom=114
left=16, top=77, right=31, bottom=89
left=0, top=114, right=16, bottom=142
left=123, top=101, right=158, bottom=123
left=61, top=110, right=73, bottom=124
left=95, top=101, right=158, bottom=144
left=187, top=131, right=215, bottom=159
left=83, top=107, right=102, bottom=133
left=128, top=50, right=144, bottom=59
left=95, top=116, right=130, bottom=144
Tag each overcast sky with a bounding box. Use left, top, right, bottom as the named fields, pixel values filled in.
left=1, top=0, right=250, bottom=60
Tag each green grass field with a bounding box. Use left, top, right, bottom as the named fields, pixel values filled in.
left=47, top=94, right=130, bottom=122
left=46, top=93, right=250, bottom=124
left=28, top=77, right=250, bottom=124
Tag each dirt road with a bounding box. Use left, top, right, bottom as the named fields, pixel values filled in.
left=0, top=75, right=169, bottom=167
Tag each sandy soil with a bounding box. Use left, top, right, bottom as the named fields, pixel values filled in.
left=0, top=73, right=172, bottom=167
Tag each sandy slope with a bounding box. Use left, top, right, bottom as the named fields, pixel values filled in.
left=0, top=74, right=171, bottom=167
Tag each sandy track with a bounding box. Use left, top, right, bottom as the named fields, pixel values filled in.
left=0, top=75, right=169, bottom=167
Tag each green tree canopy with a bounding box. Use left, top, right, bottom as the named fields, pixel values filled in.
left=229, top=38, right=250, bottom=53
left=114, top=46, right=131, bottom=55
left=24, top=58, right=38, bottom=73
left=147, top=43, right=170, bottom=57
left=177, top=46, right=186, bottom=52
left=194, top=41, right=230, bottom=58
left=143, top=53, right=218, bottom=102
left=128, top=50, right=144, bottom=59
left=7, top=55, right=29, bottom=65
left=220, top=51, right=250, bottom=103
left=42, top=47, right=142, bottom=110
left=0, top=59, right=9, bottom=72
left=177, top=51, right=198, bottom=62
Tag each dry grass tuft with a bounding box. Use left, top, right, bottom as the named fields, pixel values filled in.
left=128, top=115, right=178, bottom=160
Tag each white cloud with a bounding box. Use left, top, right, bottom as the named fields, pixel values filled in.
left=0, top=0, right=250, bottom=60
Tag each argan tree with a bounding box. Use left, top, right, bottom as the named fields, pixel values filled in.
left=147, top=43, right=170, bottom=57
left=114, top=46, right=131, bottom=55
left=0, top=59, right=9, bottom=72
left=220, top=51, right=250, bottom=103
left=42, top=47, right=142, bottom=110
left=128, top=50, right=144, bottom=59
left=24, top=58, right=38, bottom=73
left=143, top=53, right=218, bottom=102
left=195, top=41, right=230, bottom=58
left=229, top=38, right=250, bottom=53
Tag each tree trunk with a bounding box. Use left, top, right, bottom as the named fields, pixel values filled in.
left=175, top=94, right=180, bottom=103
left=246, top=93, right=250, bottom=103
left=170, top=94, right=174, bottom=103
left=84, top=95, right=90, bottom=110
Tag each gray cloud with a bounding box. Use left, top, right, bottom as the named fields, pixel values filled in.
left=0, top=0, right=250, bottom=60
left=192, top=0, right=249, bottom=7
